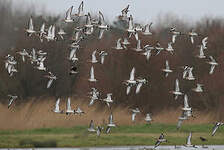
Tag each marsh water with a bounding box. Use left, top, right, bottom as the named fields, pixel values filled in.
left=2, top=145, right=224, bottom=150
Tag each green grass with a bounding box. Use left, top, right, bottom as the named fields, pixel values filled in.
left=0, top=124, right=224, bottom=148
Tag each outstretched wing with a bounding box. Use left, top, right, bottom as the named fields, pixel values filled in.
left=47, top=79, right=54, bottom=88
left=129, top=67, right=135, bottom=81
left=136, top=83, right=143, bottom=94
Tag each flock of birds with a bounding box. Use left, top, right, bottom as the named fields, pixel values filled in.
left=3, top=2, right=224, bottom=149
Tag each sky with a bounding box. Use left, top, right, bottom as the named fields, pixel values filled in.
left=13, top=0, right=224, bottom=23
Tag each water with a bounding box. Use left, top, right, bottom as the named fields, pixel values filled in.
left=2, top=145, right=224, bottom=150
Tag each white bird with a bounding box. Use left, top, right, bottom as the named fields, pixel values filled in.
left=196, top=45, right=206, bottom=59
left=57, top=28, right=66, bottom=40
left=131, top=108, right=140, bottom=122
left=182, top=66, right=189, bottom=79
left=53, top=98, right=63, bottom=113
left=114, top=38, right=124, bottom=50
left=185, top=67, right=195, bottom=80
left=74, top=107, right=85, bottom=115
left=66, top=97, right=74, bottom=115
left=45, top=25, right=56, bottom=41
left=107, top=113, right=116, bottom=127
left=170, top=79, right=183, bottom=100
left=39, top=23, right=46, bottom=42
left=119, top=5, right=129, bottom=21
left=106, top=126, right=111, bottom=134
left=89, top=88, right=99, bottom=106
left=16, top=49, right=28, bottom=62
left=188, top=29, right=198, bottom=44
left=212, top=122, right=224, bottom=136
left=127, top=15, right=138, bottom=40
left=74, top=1, right=85, bottom=17
left=141, top=49, right=152, bottom=61
left=162, top=60, right=173, bottom=77
left=207, top=56, right=218, bottom=74
left=165, top=42, right=174, bottom=55
left=69, top=48, right=79, bottom=63
left=142, top=23, right=152, bottom=35
left=145, top=113, right=152, bottom=124
left=177, top=111, right=188, bottom=129
left=36, top=61, right=46, bottom=71
left=133, top=40, right=143, bottom=52
left=97, top=126, right=103, bottom=137
left=102, top=93, right=114, bottom=108
left=8, top=95, right=18, bottom=108
left=124, top=67, right=137, bottom=95
left=89, top=50, right=98, bottom=63
left=192, top=84, right=203, bottom=93
left=98, top=11, right=109, bottom=39
left=65, top=6, right=74, bottom=23
left=88, top=120, right=96, bottom=132
left=182, top=94, right=192, bottom=112
left=135, top=23, right=142, bottom=32
left=122, top=38, right=130, bottom=45
left=184, top=132, right=194, bottom=147
left=25, top=16, right=36, bottom=36
left=154, top=133, right=167, bottom=149
left=136, top=77, right=147, bottom=94
left=88, top=66, right=97, bottom=82
left=170, top=27, right=181, bottom=43
left=85, top=13, right=93, bottom=28
left=44, top=72, right=57, bottom=88
left=99, top=51, right=108, bottom=64
left=202, top=37, right=208, bottom=49
left=84, top=26, right=94, bottom=35
left=155, top=42, right=164, bottom=55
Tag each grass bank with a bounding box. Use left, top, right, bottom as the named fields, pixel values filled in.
left=0, top=124, right=224, bottom=148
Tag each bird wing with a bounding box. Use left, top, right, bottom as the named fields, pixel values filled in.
left=190, top=36, right=194, bottom=44
left=100, top=55, right=105, bottom=64
left=98, top=11, right=105, bottom=25
left=154, top=140, right=161, bottom=148
left=29, top=17, right=34, bottom=30
left=98, top=29, right=105, bottom=39
left=89, top=120, right=94, bottom=129
left=212, top=123, right=219, bottom=136
left=126, top=85, right=131, bottom=95
left=146, top=50, right=151, bottom=61
left=136, top=40, right=141, bottom=49
left=165, top=60, right=169, bottom=70
left=67, top=97, right=72, bottom=111
left=186, top=132, right=192, bottom=145
left=90, top=66, right=95, bottom=79
left=209, top=65, right=215, bottom=74
left=106, top=126, right=111, bottom=134
left=199, top=45, right=205, bottom=56
left=69, top=48, right=77, bottom=60
left=116, top=38, right=122, bottom=48
left=132, top=113, right=136, bottom=121
left=175, top=79, right=180, bottom=92
left=177, top=118, right=183, bottom=129
left=66, top=6, right=73, bottom=20
left=136, top=83, right=143, bottom=94
left=129, top=67, right=135, bottom=81
left=172, top=35, right=177, bottom=43
left=209, top=56, right=216, bottom=62
left=47, top=79, right=54, bottom=88
left=128, top=15, right=134, bottom=30
left=92, top=50, right=97, bottom=62
left=202, top=37, right=208, bottom=47
left=8, top=98, right=14, bottom=108
left=184, top=94, right=189, bottom=108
